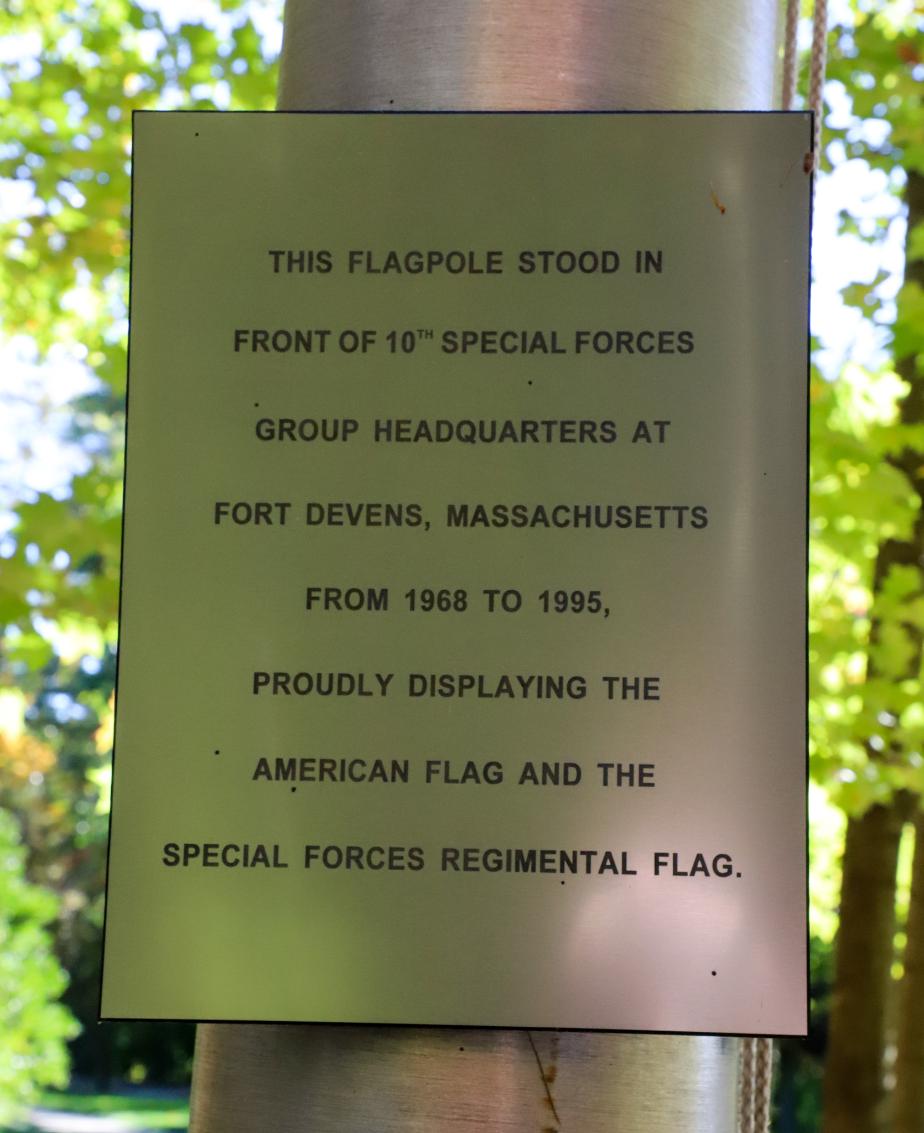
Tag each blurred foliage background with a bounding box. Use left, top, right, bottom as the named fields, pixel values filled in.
left=0, top=0, right=280, bottom=1119
left=0, top=0, right=921, bottom=1130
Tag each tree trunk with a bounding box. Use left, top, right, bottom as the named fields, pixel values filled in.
left=823, top=801, right=907, bottom=1133
left=891, top=170, right=924, bottom=1133
left=823, top=168, right=924, bottom=1133
left=895, top=809, right=924, bottom=1133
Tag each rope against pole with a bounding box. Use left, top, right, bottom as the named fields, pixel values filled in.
left=808, top=0, right=829, bottom=167
left=738, top=1038, right=756, bottom=1133
left=781, top=0, right=828, bottom=163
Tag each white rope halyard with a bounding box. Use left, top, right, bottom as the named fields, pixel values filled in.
left=738, top=1038, right=757, bottom=1133
left=738, top=1037, right=775, bottom=1133
left=753, top=1038, right=774, bottom=1131
left=807, top=0, right=829, bottom=167
left=782, top=0, right=829, bottom=166
left=781, top=0, right=800, bottom=111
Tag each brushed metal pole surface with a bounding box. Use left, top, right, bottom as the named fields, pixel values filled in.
left=278, top=0, right=779, bottom=112
left=191, top=1025, right=739, bottom=1132
left=191, top=3, right=777, bottom=1130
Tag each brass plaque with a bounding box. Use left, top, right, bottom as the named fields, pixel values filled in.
left=102, top=112, right=809, bottom=1034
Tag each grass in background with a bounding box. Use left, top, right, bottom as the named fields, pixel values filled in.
left=7, top=1089, right=190, bottom=1132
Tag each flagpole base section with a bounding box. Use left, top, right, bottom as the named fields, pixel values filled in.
left=190, top=1024, right=739, bottom=1133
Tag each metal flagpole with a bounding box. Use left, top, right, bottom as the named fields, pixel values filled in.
left=189, top=2, right=780, bottom=1130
